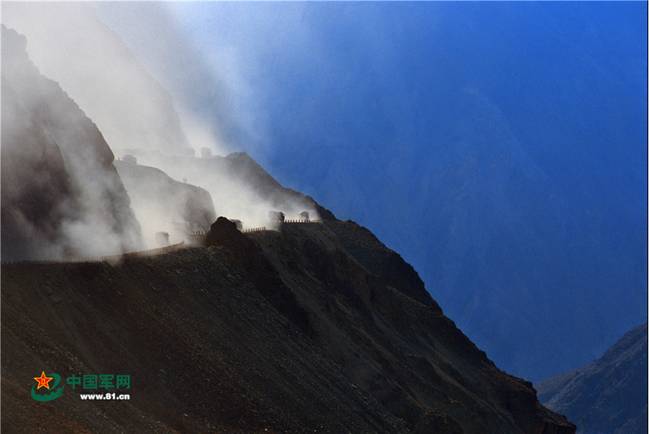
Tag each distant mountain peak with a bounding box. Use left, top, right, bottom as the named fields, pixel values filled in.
left=538, top=323, right=648, bottom=434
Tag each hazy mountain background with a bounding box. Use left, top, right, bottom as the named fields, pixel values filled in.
left=100, top=2, right=647, bottom=380
left=538, top=323, right=647, bottom=434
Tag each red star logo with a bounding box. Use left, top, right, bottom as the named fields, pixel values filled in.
left=33, top=371, right=53, bottom=390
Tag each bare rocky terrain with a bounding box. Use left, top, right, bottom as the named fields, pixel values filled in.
left=2, top=215, right=575, bottom=433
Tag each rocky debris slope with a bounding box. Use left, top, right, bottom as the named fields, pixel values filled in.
left=2, top=213, right=574, bottom=433
left=537, top=323, right=647, bottom=434
left=1, top=26, right=142, bottom=261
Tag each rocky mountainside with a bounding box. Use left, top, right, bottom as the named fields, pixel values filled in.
left=1, top=26, right=142, bottom=261
left=537, top=323, right=647, bottom=434
left=120, top=149, right=331, bottom=227
left=114, top=159, right=216, bottom=246
left=2, top=210, right=575, bottom=433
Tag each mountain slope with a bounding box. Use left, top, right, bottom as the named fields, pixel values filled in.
left=120, top=149, right=331, bottom=228
left=537, top=323, right=647, bottom=434
left=114, top=160, right=216, bottom=246
left=2, top=213, right=575, bottom=433
left=1, top=26, right=142, bottom=260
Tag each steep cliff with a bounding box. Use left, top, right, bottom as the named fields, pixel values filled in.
left=1, top=26, right=142, bottom=260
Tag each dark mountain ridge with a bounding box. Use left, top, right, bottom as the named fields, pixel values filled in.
left=2, top=213, right=575, bottom=433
